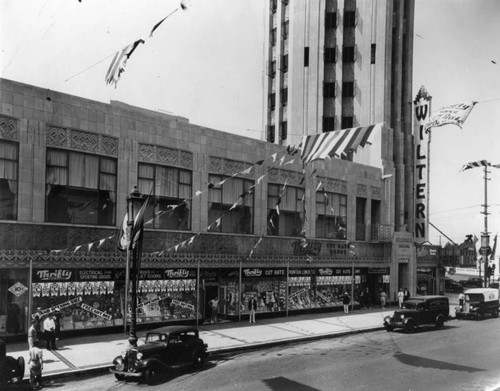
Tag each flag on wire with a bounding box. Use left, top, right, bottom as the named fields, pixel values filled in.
left=461, top=160, right=500, bottom=171
left=300, top=124, right=382, bottom=165
left=105, top=39, right=145, bottom=88
left=117, top=212, right=129, bottom=252
left=424, top=101, right=477, bottom=133
left=491, top=234, right=497, bottom=261
left=130, top=194, right=153, bottom=250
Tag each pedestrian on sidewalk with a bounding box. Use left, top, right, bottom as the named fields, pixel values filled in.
left=380, top=290, right=387, bottom=309
left=248, top=296, right=257, bottom=323
left=28, top=340, right=44, bottom=390
left=43, top=314, right=57, bottom=350
left=458, top=291, right=465, bottom=309
left=28, top=319, right=38, bottom=350
left=209, top=297, right=219, bottom=324
left=403, top=288, right=410, bottom=301
left=53, top=309, right=61, bottom=344
left=398, top=288, right=404, bottom=308
left=343, top=291, right=350, bottom=314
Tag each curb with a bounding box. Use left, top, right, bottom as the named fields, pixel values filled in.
left=27, top=325, right=385, bottom=383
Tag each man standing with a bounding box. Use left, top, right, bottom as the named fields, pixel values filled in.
left=43, top=315, right=57, bottom=350
left=403, top=288, right=410, bottom=301
left=209, top=297, right=219, bottom=324
left=248, top=296, right=257, bottom=323
left=398, top=288, right=404, bottom=308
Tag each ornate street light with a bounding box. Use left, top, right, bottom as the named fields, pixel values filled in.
left=126, top=185, right=144, bottom=347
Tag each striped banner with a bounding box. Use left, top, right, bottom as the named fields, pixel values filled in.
left=300, top=123, right=382, bottom=165
left=461, top=160, right=500, bottom=171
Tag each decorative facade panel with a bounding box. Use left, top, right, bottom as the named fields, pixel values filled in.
left=139, top=143, right=193, bottom=169
left=208, top=157, right=254, bottom=178
left=356, top=184, right=367, bottom=197
left=47, top=125, right=118, bottom=157
left=0, top=115, right=19, bottom=140
left=267, top=168, right=304, bottom=186
left=371, top=186, right=381, bottom=199
left=317, top=176, right=347, bottom=194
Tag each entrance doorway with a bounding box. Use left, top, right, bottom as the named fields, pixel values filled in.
left=204, top=285, right=218, bottom=323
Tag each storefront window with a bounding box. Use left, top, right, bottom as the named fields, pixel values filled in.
left=45, top=149, right=116, bottom=226
left=0, top=139, right=18, bottom=220
left=238, top=268, right=286, bottom=315
left=316, top=191, right=347, bottom=239
left=267, top=184, right=304, bottom=236
left=138, top=163, right=192, bottom=230
left=208, top=175, right=254, bottom=234
left=0, top=268, right=29, bottom=337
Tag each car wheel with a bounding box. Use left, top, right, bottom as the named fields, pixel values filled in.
left=144, top=368, right=157, bottom=385
left=114, top=374, right=125, bottom=381
left=15, top=356, right=24, bottom=380
left=435, top=316, right=444, bottom=329
left=192, top=350, right=206, bottom=369
left=405, top=320, right=416, bottom=333
left=384, top=325, right=394, bottom=332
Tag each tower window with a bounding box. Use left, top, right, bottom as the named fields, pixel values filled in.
left=341, top=116, right=354, bottom=129
left=323, top=116, right=336, bottom=132
left=342, top=47, right=355, bottom=63
left=304, top=47, right=309, bottom=67
left=342, top=81, right=355, bottom=97
left=371, top=44, right=376, bottom=64
left=323, top=82, right=336, bottom=98
left=324, top=47, right=336, bottom=63
left=325, top=12, right=337, bottom=29
left=344, top=10, right=356, bottom=28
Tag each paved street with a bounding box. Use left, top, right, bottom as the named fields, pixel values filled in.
left=12, top=314, right=500, bottom=391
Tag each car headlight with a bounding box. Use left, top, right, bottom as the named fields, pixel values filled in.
left=469, top=306, right=474, bottom=311
left=136, top=353, right=143, bottom=360
left=400, top=314, right=405, bottom=319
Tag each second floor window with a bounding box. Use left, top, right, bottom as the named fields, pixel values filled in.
left=267, top=184, right=304, bottom=237
left=46, top=149, right=116, bottom=226
left=208, top=175, right=254, bottom=234
left=316, top=191, right=347, bottom=239
left=138, top=163, right=192, bottom=230
left=0, top=139, right=18, bottom=220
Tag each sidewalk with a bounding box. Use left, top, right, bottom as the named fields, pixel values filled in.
left=5, top=301, right=458, bottom=382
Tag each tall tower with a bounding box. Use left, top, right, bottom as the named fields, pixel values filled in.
left=264, top=0, right=415, bottom=231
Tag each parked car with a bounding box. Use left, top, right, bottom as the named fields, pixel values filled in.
left=459, top=277, right=483, bottom=288
left=455, top=288, right=499, bottom=320
left=383, top=295, right=450, bottom=333
left=110, top=325, right=208, bottom=385
left=445, top=278, right=463, bottom=293
left=0, top=339, right=25, bottom=387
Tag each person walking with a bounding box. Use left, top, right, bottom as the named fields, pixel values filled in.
left=43, top=314, right=57, bottom=350
left=53, top=309, right=61, bottom=344
left=403, top=288, right=410, bottom=301
left=28, top=340, right=44, bottom=390
left=248, top=296, right=257, bottom=323
left=209, top=297, right=219, bottom=324
left=380, top=290, right=387, bottom=309
left=458, top=291, right=465, bottom=309
left=28, top=320, right=38, bottom=350
left=342, top=291, right=350, bottom=314
left=398, top=288, right=404, bottom=308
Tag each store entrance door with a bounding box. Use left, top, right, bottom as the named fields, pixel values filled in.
left=204, top=285, right=218, bottom=323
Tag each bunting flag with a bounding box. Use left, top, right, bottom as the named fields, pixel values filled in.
left=461, top=160, right=500, bottom=171
left=117, top=212, right=129, bottom=252
left=491, top=234, right=497, bottom=261
left=424, top=101, right=477, bottom=133
left=149, top=8, right=179, bottom=37
left=300, top=124, right=382, bottom=165
left=105, top=39, right=145, bottom=88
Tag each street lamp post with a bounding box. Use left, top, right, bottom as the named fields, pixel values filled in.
left=126, top=185, right=144, bottom=347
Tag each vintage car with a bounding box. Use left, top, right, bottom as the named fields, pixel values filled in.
left=455, top=288, right=500, bottom=320
left=459, top=277, right=483, bottom=288
left=383, top=295, right=450, bottom=333
left=110, top=325, right=208, bottom=385
left=0, top=339, right=25, bottom=386
left=445, top=278, right=463, bottom=293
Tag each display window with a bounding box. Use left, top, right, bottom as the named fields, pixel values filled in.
left=0, top=268, right=29, bottom=337
left=239, top=268, right=286, bottom=315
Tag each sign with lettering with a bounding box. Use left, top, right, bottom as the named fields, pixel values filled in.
left=242, top=268, right=286, bottom=278
left=413, top=87, right=431, bottom=244
left=78, top=269, right=114, bottom=281
left=34, top=269, right=73, bottom=282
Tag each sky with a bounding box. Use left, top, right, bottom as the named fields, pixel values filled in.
left=1, top=0, right=499, bottom=250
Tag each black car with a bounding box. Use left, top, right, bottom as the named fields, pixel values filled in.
left=383, top=295, right=450, bottom=333
left=459, top=277, right=483, bottom=288
left=445, top=278, right=463, bottom=292
left=110, top=325, right=208, bottom=385
left=0, top=339, right=25, bottom=387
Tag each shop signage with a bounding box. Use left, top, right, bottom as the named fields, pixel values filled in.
left=368, top=267, right=389, bottom=274
left=140, top=269, right=164, bottom=280
left=8, top=282, right=28, bottom=297
left=326, top=243, right=348, bottom=257
left=34, top=269, right=73, bottom=282
left=413, top=87, right=431, bottom=244
left=242, top=268, right=286, bottom=278
left=201, top=269, right=218, bottom=282
left=292, top=239, right=322, bottom=255
left=289, top=269, right=312, bottom=276
left=164, top=269, right=194, bottom=279
left=78, top=269, right=114, bottom=281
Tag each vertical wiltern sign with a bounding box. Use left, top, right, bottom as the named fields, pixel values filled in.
left=413, top=86, right=431, bottom=244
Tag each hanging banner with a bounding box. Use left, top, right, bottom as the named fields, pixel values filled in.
left=413, top=86, right=431, bottom=244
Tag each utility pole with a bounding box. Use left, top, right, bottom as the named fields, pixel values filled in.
left=480, top=165, right=491, bottom=287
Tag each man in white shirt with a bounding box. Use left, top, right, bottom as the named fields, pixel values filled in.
left=43, top=314, right=57, bottom=350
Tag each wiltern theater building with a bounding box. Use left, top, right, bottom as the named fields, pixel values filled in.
left=0, top=75, right=431, bottom=339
